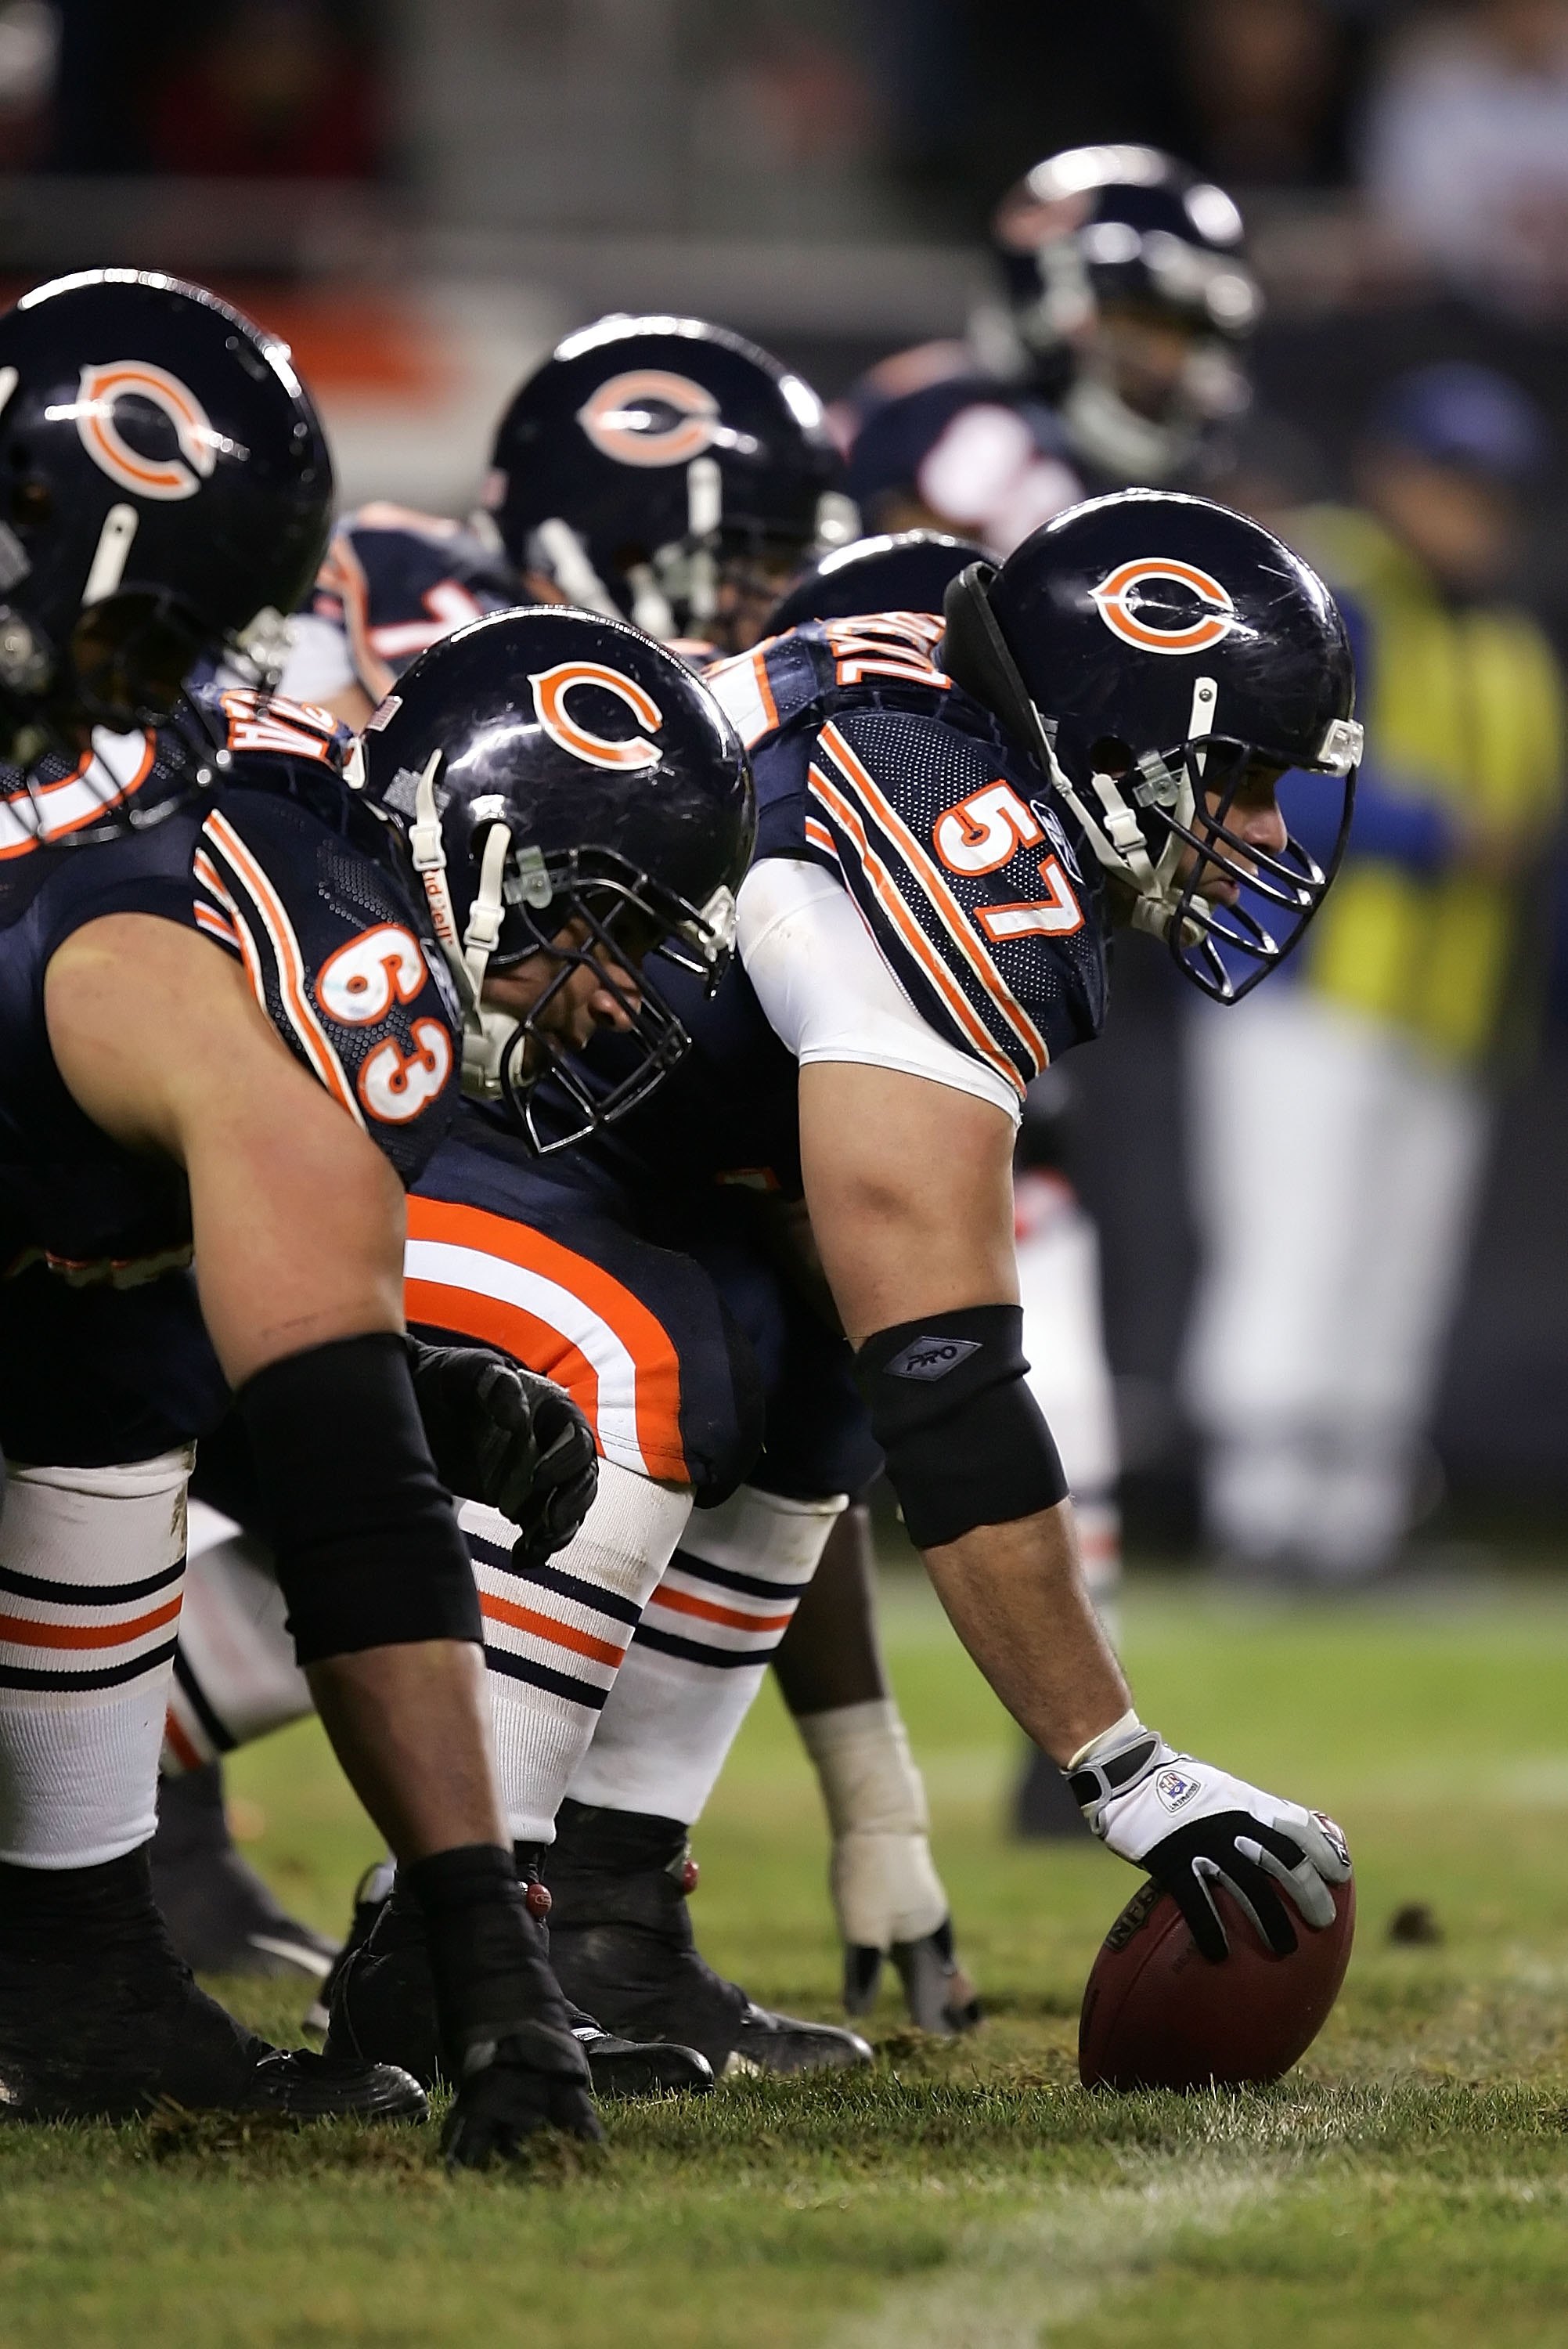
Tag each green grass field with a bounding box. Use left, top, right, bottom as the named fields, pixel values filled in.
left=9, top=1564, right=1568, bottom=2348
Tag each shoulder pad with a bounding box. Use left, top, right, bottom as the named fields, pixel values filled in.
left=308, top=503, right=517, bottom=702
left=208, top=687, right=352, bottom=777
left=707, top=612, right=952, bottom=753
left=802, top=703, right=1108, bottom=1088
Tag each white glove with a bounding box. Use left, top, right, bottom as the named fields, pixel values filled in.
left=1068, top=1712, right=1351, bottom=1962
left=798, top=1699, right=980, bottom=2031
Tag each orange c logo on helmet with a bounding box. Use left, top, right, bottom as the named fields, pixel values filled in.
left=577, top=370, right=721, bottom=468
left=1089, top=558, right=1237, bottom=656
left=75, top=361, right=218, bottom=502
left=530, top=661, right=664, bottom=770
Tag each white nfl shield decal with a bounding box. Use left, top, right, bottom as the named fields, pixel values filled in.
left=1155, top=1763, right=1202, bottom=1813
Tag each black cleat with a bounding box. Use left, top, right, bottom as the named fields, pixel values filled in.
left=152, top=1763, right=340, bottom=1981
left=304, top=1857, right=396, bottom=2037
left=543, top=1801, right=874, bottom=2079
left=326, top=1864, right=714, bottom=2102
left=573, top=2013, right=715, bottom=2100
left=0, top=1847, right=424, bottom=2125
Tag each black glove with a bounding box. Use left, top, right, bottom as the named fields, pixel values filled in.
left=406, top=1337, right=598, bottom=1568
left=402, top=1845, right=603, bottom=2171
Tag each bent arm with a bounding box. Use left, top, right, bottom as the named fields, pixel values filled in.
left=45, top=914, right=510, bottom=1860
left=798, top=1059, right=1129, bottom=1763
left=46, top=914, right=406, bottom=1381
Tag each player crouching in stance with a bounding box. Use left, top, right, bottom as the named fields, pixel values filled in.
left=0, top=271, right=674, bottom=2163
left=323, top=609, right=872, bottom=2081
left=319, top=489, right=1358, bottom=2073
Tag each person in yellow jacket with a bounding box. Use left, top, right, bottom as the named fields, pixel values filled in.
left=1185, top=363, right=1564, bottom=1582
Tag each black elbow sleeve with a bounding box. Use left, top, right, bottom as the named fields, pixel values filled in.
left=853, top=1303, right=1068, bottom=1550
left=236, top=1330, right=481, bottom=1667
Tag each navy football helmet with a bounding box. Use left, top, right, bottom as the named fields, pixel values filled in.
left=0, top=270, right=331, bottom=768
left=765, top=529, right=985, bottom=633
left=941, top=489, right=1359, bottom=1002
left=984, top=146, right=1260, bottom=482
left=357, top=604, right=755, bottom=1150
left=483, top=315, right=856, bottom=651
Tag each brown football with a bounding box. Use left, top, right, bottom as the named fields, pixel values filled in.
left=1078, top=1870, right=1356, bottom=2091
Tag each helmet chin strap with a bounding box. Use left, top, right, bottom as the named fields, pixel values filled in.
left=408, top=749, right=524, bottom=1099
left=1038, top=673, right=1217, bottom=946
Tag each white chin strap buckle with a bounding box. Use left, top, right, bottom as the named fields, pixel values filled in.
left=409, top=749, right=528, bottom=1100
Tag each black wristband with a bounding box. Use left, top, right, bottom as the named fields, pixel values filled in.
left=237, top=1330, right=481, bottom=1666
left=855, top=1303, right=1068, bottom=1550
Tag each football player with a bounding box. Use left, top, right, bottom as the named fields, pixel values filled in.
left=282, top=312, right=857, bottom=734
left=0, top=273, right=744, bottom=2157
left=838, top=149, right=1258, bottom=1833
left=172, top=323, right=977, bottom=2052
left=839, top=145, right=1260, bottom=559
left=303, top=487, right=1361, bottom=2087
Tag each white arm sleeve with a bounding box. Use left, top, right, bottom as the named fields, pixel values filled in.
left=737, top=858, right=1022, bottom=1124
left=276, top=612, right=356, bottom=705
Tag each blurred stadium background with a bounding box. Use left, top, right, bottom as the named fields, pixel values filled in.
left=17, top=0, right=1568, bottom=1546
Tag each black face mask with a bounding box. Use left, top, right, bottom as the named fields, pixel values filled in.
left=471, top=849, right=735, bottom=1156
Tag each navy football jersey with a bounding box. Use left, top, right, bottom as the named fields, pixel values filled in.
left=712, top=612, right=1108, bottom=1092
left=0, top=691, right=462, bottom=1463
left=842, top=370, right=1095, bottom=558
left=497, top=611, right=1108, bottom=1207
left=304, top=502, right=517, bottom=704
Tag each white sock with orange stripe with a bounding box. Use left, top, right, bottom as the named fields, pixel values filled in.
left=161, top=1503, right=312, bottom=1773
left=0, top=1450, right=191, bottom=1867
left=568, top=1485, right=847, bottom=1825
left=465, top=1458, right=694, bottom=1846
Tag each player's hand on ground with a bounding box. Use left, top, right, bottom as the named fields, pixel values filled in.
left=1068, top=1720, right=1351, bottom=1963
left=442, top=2026, right=604, bottom=2170
left=834, top=1829, right=982, bottom=2032
left=409, top=1849, right=606, bottom=2171
left=406, top=1337, right=598, bottom=1562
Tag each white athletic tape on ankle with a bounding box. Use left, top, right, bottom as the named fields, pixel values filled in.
left=796, top=1698, right=930, bottom=1838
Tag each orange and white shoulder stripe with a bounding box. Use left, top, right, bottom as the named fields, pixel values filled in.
left=191, top=843, right=247, bottom=957
left=705, top=641, right=780, bottom=750
left=200, top=810, right=363, bottom=1128
left=806, top=758, right=1026, bottom=1101
left=404, top=1196, right=687, bottom=1484
left=318, top=524, right=396, bottom=705
left=0, top=732, right=156, bottom=861
left=816, top=722, right=1048, bottom=1079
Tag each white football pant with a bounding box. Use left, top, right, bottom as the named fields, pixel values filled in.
left=1184, top=986, right=1491, bottom=1579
